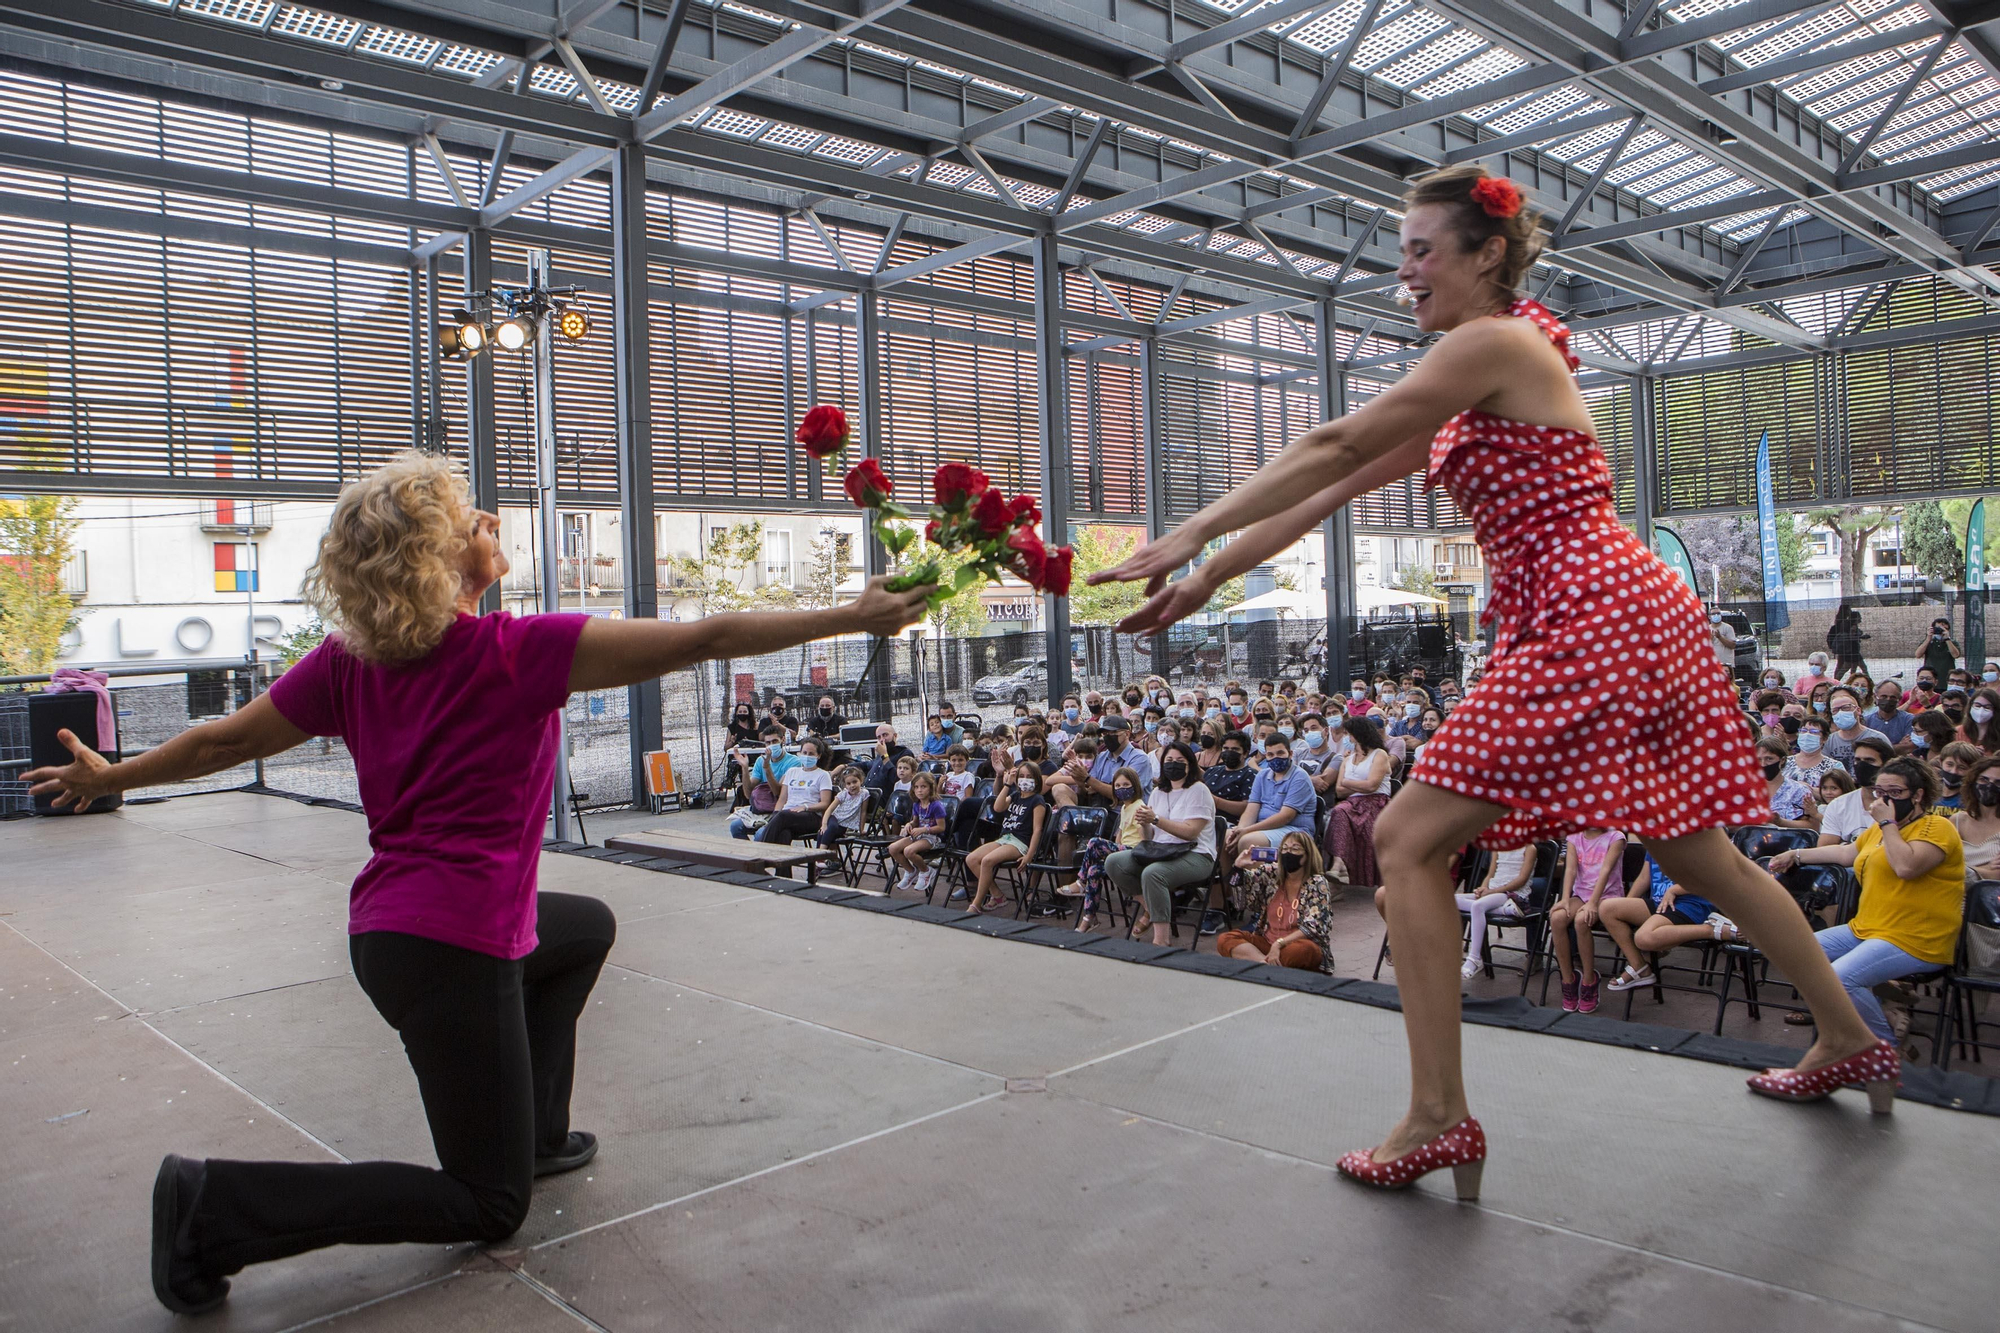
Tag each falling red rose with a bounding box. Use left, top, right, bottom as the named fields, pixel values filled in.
left=794, top=404, right=850, bottom=458
left=971, top=487, right=1012, bottom=537
left=1042, top=545, right=1074, bottom=597
left=842, top=457, right=894, bottom=509
left=1006, top=526, right=1048, bottom=587
left=1006, top=494, right=1041, bottom=529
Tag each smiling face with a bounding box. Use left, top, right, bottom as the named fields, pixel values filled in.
left=1398, top=203, right=1510, bottom=333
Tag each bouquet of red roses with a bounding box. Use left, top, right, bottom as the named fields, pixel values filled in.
left=795, top=404, right=1072, bottom=611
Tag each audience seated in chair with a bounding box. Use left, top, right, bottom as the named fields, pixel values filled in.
left=1547, top=827, right=1627, bottom=1013
left=1224, top=733, right=1314, bottom=869
left=1217, top=830, right=1335, bottom=972
left=755, top=735, right=833, bottom=844
left=938, top=746, right=978, bottom=802
left=816, top=764, right=871, bottom=852
left=1597, top=849, right=1733, bottom=993
left=1767, top=756, right=1965, bottom=1043
left=1322, top=714, right=1393, bottom=888
left=727, top=724, right=797, bottom=839
left=1114, top=742, right=1218, bottom=948
left=1455, top=844, right=1534, bottom=980
left=884, top=772, right=949, bottom=897
left=964, top=763, right=1048, bottom=914
left=1953, top=756, right=2000, bottom=882
left=1059, top=766, right=1146, bottom=933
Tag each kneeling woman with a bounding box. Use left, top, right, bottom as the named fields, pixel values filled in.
left=26, top=452, right=931, bottom=1314
left=1218, top=830, right=1336, bottom=972
left=1768, top=757, right=1965, bottom=1061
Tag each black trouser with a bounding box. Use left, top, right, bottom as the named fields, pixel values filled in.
left=189, top=892, right=616, bottom=1276
left=757, top=808, right=822, bottom=845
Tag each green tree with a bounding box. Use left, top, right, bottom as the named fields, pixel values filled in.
left=794, top=529, right=853, bottom=612
left=1903, top=500, right=1962, bottom=585
left=1804, top=505, right=1894, bottom=595
left=659, top=520, right=794, bottom=616
left=275, top=616, right=328, bottom=669
left=1391, top=564, right=1440, bottom=599
left=0, top=494, right=80, bottom=675
left=881, top=522, right=989, bottom=638
left=1066, top=525, right=1149, bottom=627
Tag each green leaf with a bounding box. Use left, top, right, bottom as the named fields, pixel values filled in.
left=951, top=564, right=986, bottom=594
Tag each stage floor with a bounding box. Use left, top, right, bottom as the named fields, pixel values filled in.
left=1, top=790, right=1991, bottom=1332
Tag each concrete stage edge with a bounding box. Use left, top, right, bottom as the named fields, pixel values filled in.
left=1, top=790, right=1990, bottom=1332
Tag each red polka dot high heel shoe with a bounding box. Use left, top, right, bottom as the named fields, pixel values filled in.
left=1746, top=1039, right=1901, bottom=1113
left=1336, top=1116, right=1486, bottom=1201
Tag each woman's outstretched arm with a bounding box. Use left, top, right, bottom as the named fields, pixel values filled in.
left=24, top=694, right=311, bottom=813
left=567, top=575, right=933, bottom=693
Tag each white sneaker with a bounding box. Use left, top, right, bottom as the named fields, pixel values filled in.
left=1710, top=913, right=1738, bottom=941
left=1460, top=958, right=1483, bottom=981
left=916, top=867, right=937, bottom=895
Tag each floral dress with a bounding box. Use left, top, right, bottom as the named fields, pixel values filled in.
left=1234, top=867, right=1337, bottom=974
left=1407, top=299, right=1770, bottom=850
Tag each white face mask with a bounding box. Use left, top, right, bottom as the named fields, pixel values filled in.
left=1985, top=670, right=1999, bottom=683
left=1808, top=663, right=1824, bottom=676
left=1974, top=706, right=1996, bottom=726
left=1304, top=730, right=1324, bottom=747
left=1351, top=688, right=1366, bottom=699
left=1016, top=779, right=1036, bottom=794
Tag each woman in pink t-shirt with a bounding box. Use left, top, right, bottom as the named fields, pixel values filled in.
left=26, top=452, right=933, bottom=1315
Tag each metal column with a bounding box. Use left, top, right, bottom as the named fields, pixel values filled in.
left=611, top=142, right=663, bottom=811
left=856, top=289, right=893, bottom=724
left=462, top=229, right=500, bottom=614
left=528, top=248, right=573, bottom=842
left=1033, top=232, right=1074, bottom=705
left=1140, top=336, right=1171, bottom=680
left=1632, top=374, right=1658, bottom=550
left=1314, top=299, right=1356, bottom=693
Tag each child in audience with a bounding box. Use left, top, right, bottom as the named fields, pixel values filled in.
left=891, top=754, right=917, bottom=799
left=922, top=714, right=951, bottom=758
left=1457, top=845, right=1534, bottom=980
left=817, top=765, right=871, bottom=851
left=885, top=772, right=948, bottom=895
left=965, top=763, right=1047, bottom=914
left=1601, top=850, right=1734, bottom=993
left=1547, top=827, right=1627, bottom=1013
left=940, top=745, right=977, bottom=801
left=1063, top=766, right=1146, bottom=933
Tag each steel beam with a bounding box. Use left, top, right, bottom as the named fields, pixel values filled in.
left=1620, top=0, right=1845, bottom=60
left=1551, top=114, right=1644, bottom=241
left=1140, top=335, right=1169, bottom=679
left=1836, top=37, right=1953, bottom=176
left=1166, top=0, right=1337, bottom=65
left=1700, top=22, right=1951, bottom=96
left=1439, top=105, right=1629, bottom=165
left=462, top=227, right=500, bottom=614
left=856, top=286, right=892, bottom=722
left=1632, top=374, right=1657, bottom=550
left=1293, top=0, right=1392, bottom=138
left=1315, top=298, right=1355, bottom=693
left=611, top=140, right=662, bottom=810
left=636, top=0, right=695, bottom=112
left=1032, top=230, right=1073, bottom=705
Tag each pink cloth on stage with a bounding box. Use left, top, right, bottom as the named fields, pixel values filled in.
left=268, top=611, right=588, bottom=960
left=46, top=668, right=115, bottom=749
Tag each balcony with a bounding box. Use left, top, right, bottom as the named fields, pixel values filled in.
left=1434, top=561, right=1483, bottom=587
left=198, top=500, right=274, bottom=533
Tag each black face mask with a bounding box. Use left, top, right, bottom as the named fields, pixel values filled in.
left=1975, top=781, right=2000, bottom=807
left=1088, top=702, right=1104, bottom=715
left=1022, top=745, right=1043, bottom=759
left=1124, top=694, right=1142, bottom=706
left=1918, top=679, right=1936, bottom=691
left=1853, top=761, right=1881, bottom=787
left=1220, top=751, right=1244, bottom=770
left=1946, top=707, right=1966, bottom=723
left=1780, top=716, right=1801, bottom=735
left=1160, top=761, right=1188, bottom=782
left=1761, top=761, right=1783, bottom=780
left=1943, top=771, right=1963, bottom=790
left=1889, top=796, right=1917, bottom=822
left=819, top=706, right=834, bottom=716
left=1279, top=851, right=1304, bottom=874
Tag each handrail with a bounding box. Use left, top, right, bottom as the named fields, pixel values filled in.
left=0, top=657, right=260, bottom=686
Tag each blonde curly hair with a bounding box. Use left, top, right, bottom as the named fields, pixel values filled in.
left=302, top=451, right=470, bottom=664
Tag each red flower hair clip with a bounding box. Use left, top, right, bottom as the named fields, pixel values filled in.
left=1469, top=176, right=1523, bottom=219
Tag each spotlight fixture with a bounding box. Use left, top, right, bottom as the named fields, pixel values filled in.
left=494, top=316, right=532, bottom=351
left=556, top=306, right=590, bottom=343
left=1702, top=119, right=1740, bottom=147
left=457, top=319, right=487, bottom=353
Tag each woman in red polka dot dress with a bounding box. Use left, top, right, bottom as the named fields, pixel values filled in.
left=1092, top=165, right=1896, bottom=1200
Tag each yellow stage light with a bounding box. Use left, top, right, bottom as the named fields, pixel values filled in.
left=556, top=306, right=590, bottom=342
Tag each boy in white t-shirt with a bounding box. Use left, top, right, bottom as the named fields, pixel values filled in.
left=939, top=746, right=978, bottom=801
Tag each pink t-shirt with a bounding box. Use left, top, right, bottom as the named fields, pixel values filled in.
left=1565, top=829, right=1626, bottom=903
left=268, top=611, right=588, bottom=959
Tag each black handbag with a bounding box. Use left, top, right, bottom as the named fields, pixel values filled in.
left=1127, top=839, right=1193, bottom=866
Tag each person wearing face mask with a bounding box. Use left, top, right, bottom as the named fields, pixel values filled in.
left=1083, top=691, right=1106, bottom=719
left=1790, top=651, right=1830, bottom=697
left=806, top=694, right=848, bottom=739
left=1324, top=715, right=1395, bottom=888
left=1016, top=726, right=1056, bottom=777
left=1782, top=719, right=1838, bottom=788
left=1755, top=737, right=1819, bottom=832
left=1916, top=617, right=1962, bottom=688
left=1934, top=742, right=1984, bottom=811
left=1061, top=766, right=1148, bottom=933
left=1769, top=758, right=1964, bottom=1055
left=1109, top=742, right=1218, bottom=948
left=1821, top=687, right=1889, bottom=770
left=1345, top=678, right=1375, bottom=719
left=1385, top=691, right=1428, bottom=741
left=1224, top=733, right=1316, bottom=869
left=1960, top=686, right=2000, bottom=754
left=963, top=764, right=1050, bottom=915
left=756, top=736, right=835, bottom=844
left=1866, top=682, right=1914, bottom=748
left=1122, top=686, right=1146, bottom=711
left=730, top=724, right=800, bottom=839
left=1938, top=687, right=1970, bottom=729
left=764, top=695, right=797, bottom=736
left=1910, top=708, right=1956, bottom=762
left=1817, top=739, right=1894, bottom=846
left=1218, top=831, right=1336, bottom=972
left=724, top=702, right=762, bottom=791
left=1757, top=669, right=1789, bottom=700
left=1202, top=731, right=1256, bottom=819
left=935, top=701, right=965, bottom=746
left=1292, top=712, right=1336, bottom=770
left=1950, top=755, right=2000, bottom=882
left=1984, top=662, right=2000, bottom=686
left=1907, top=672, right=1941, bottom=712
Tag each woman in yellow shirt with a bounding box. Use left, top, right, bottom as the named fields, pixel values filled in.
left=1769, top=757, right=1965, bottom=1049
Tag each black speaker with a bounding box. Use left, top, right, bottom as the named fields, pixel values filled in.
left=28, top=691, right=122, bottom=814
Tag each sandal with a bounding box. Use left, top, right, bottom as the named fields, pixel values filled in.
left=1605, top=965, right=1655, bottom=992
left=1127, top=913, right=1153, bottom=940
left=1074, top=915, right=1097, bottom=933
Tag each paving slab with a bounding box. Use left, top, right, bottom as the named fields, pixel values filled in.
left=308, top=1271, right=590, bottom=1331
left=526, top=1091, right=1917, bottom=1333
left=1051, top=987, right=1996, bottom=1332
left=112, top=791, right=326, bottom=835
left=0, top=921, right=128, bottom=1049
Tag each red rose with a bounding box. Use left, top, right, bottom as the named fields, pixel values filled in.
left=794, top=404, right=849, bottom=458
left=1006, top=526, right=1047, bottom=587
left=971, top=487, right=1011, bottom=536
left=932, top=462, right=990, bottom=511
left=1006, top=494, right=1040, bottom=528
left=1468, top=176, right=1523, bottom=219
left=842, top=457, right=893, bottom=509
left=1042, top=544, right=1074, bottom=597
left=924, top=519, right=942, bottom=545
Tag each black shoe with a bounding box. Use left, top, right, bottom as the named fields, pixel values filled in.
left=1199, top=910, right=1227, bottom=935
left=152, top=1155, right=230, bottom=1315
left=534, top=1131, right=598, bottom=1178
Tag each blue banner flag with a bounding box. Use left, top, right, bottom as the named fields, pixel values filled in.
left=1754, top=429, right=1790, bottom=631
left=1968, top=499, right=1987, bottom=675
left=1653, top=524, right=1700, bottom=595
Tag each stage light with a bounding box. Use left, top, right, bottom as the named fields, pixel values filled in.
left=494, top=317, right=532, bottom=351
left=458, top=318, right=488, bottom=353
left=556, top=306, right=590, bottom=342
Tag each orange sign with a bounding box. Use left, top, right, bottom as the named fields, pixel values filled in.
left=645, top=750, right=677, bottom=797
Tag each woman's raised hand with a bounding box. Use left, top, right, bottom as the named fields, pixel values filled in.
left=1087, top=526, right=1205, bottom=598
left=849, top=575, right=935, bottom=638
left=1114, top=574, right=1216, bottom=637
left=22, top=728, right=116, bottom=814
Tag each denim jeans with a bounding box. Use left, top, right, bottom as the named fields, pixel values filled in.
left=1815, top=925, right=1941, bottom=1042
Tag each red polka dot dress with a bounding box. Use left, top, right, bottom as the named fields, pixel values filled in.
left=1407, top=299, right=1769, bottom=850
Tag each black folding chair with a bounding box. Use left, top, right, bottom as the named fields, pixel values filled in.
left=845, top=789, right=912, bottom=890
left=1930, top=881, right=2000, bottom=1069
left=1018, top=805, right=1111, bottom=922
